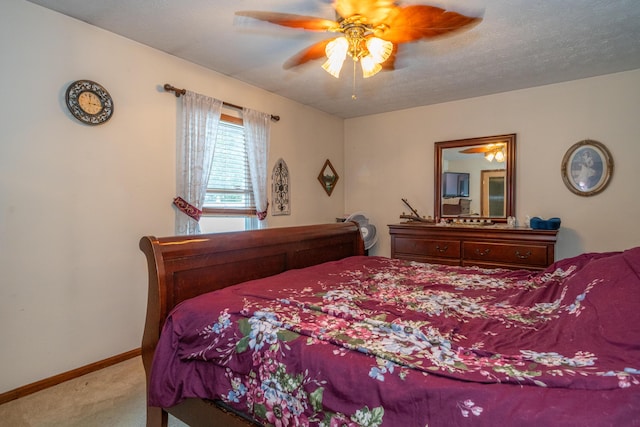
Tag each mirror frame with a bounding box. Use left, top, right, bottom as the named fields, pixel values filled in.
left=434, top=133, right=516, bottom=222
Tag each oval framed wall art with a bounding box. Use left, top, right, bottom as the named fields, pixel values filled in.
left=561, top=139, right=613, bottom=197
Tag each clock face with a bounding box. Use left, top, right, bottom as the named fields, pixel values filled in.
left=65, top=80, right=113, bottom=125
left=78, top=91, right=103, bottom=115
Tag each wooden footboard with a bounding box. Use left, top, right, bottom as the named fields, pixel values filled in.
left=139, top=222, right=364, bottom=427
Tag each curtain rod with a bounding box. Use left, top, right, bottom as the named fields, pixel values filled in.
left=163, top=84, right=280, bottom=122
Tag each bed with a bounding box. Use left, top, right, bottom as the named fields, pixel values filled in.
left=140, top=222, right=640, bottom=427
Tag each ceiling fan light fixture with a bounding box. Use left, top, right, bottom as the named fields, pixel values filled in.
left=237, top=5, right=482, bottom=88
left=322, top=37, right=349, bottom=78
left=484, top=147, right=506, bottom=162
left=366, top=37, right=393, bottom=63
left=361, top=55, right=382, bottom=78
left=321, top=16, right=394, bottom=80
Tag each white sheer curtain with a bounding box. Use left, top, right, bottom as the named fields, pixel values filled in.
left=175, top=91, right=223, bottom=235
left=243, top=108, right=271, bottom=224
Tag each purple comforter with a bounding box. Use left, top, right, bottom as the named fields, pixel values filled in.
left=149, top=248, right=640, bottom=426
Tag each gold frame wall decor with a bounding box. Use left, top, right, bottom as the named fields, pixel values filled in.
left=318, top=159, right=339, bottom=196
left=561, top=139, right=613, bottom=197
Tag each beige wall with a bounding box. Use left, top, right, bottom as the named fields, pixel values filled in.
left=0, top=1, right=344, bottom=394
left=345, top=69, right=640, bottom=259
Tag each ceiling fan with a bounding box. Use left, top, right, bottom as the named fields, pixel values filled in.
left=236, top=0, right=482, bottom=80
left=460, top=143, right=506, bottom=162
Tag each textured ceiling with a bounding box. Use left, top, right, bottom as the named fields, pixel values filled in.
left=27, top=0, right=640, bottom=118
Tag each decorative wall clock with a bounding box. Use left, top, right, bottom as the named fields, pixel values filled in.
left=272, top=158, right=290, bottom=215
left=65, top=80, right=114, bottom=125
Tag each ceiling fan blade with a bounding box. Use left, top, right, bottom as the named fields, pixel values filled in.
left=460, top=143, right=505, bottom=154
left=460, top=147, right=491, bottom=153
left=381, top=5, right=482, bottom=43
left=236, top=11, right=338, bottom=31
left=334, top=0, right=396, bottom=24
left=283, top=39, right=335, bottom=69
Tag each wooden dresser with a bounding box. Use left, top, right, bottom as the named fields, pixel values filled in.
left=388, top=223, right=558, bottom=270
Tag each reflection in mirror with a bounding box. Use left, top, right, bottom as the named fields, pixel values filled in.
left=481, top=170, right=505, bottom=216
left=435, top=134, right=516, bottom=222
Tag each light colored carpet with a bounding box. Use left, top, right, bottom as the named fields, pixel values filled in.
left=0, top=356, right=188, bottom=427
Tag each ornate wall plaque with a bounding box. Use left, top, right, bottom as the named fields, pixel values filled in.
left=272, top=158, right=290, bottom=215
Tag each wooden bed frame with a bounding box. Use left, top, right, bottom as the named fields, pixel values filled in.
left=139, top=222, right=365, bottom=427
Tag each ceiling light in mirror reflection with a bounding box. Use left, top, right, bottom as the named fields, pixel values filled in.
left=485, top=147, right=505, bottom=162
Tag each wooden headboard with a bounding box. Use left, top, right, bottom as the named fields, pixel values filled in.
left=139, top=222, right=364, bottom=427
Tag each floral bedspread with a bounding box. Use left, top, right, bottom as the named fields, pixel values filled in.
left=149, top=248, right=640, bottom=426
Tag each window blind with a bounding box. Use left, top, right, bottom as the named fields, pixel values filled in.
left=203, top=117, right=255, bottom=214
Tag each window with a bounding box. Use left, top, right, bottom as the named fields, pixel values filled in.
left=199, top=114, right=258, bottom=232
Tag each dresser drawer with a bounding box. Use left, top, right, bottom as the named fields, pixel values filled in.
left=395, top=237, right=461, bottom=259
left=389, top=224, right=557, bottom=270
left=463, top=241, right=549, bottom=267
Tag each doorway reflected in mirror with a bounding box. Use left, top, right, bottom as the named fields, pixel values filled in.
left=481, top=170, right=505, bottom=217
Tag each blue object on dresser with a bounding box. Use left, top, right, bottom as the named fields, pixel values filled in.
left=530, top=217, right=561, bottom=230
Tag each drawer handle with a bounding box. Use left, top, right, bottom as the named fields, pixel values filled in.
left=435, top=244, right=449, bottom=253
left=474, top=248, right=491, bottom=256
left=515, top=250, right=532, bottom=259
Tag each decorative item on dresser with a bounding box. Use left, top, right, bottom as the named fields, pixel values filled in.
left=388, top=223, right=558, bottom=270
left=399, top=198, right=435, bottom=223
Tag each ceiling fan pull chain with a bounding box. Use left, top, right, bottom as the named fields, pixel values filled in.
left=352, top=60, right=357, bottom=100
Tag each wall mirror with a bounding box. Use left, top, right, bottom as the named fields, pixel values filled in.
left=434, top=134, right=516, bottom=222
